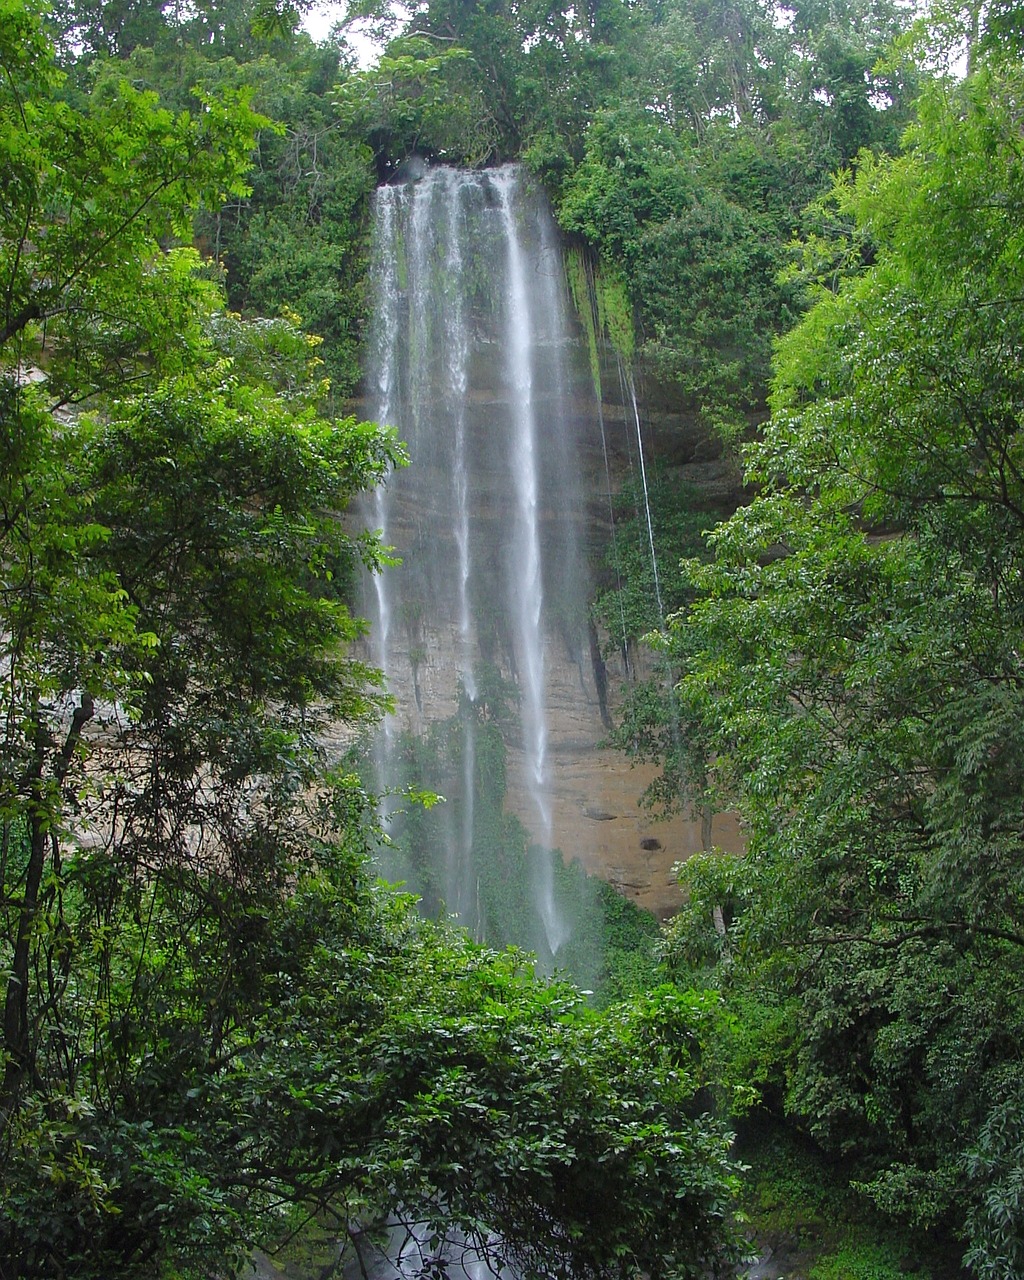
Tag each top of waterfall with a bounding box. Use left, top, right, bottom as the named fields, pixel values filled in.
left=390, top=154, right=429, bottom=185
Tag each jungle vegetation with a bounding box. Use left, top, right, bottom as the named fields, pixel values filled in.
left=2, top=0, right=1023, bottom=1274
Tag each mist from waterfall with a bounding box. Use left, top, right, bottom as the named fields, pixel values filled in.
left=361, top=163, right=592, bottom=964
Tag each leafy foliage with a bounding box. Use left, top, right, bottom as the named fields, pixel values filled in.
left=0, top=27, right=260, bottom=385
left=592, top=476, right=730, bottom=820
left=211, top=45, right=378, bottom=397
left=1, top=812, right=743, bottom=1279
left=0, top=8, right=748, bottom=1277
left=334, top=36, right=500, bottom=168
left=657, top=43, right=1024, bottom=1272
left=76, top=34, right=379, bottom=398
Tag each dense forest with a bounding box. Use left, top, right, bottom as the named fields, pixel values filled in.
left=2, top=0, right=1024, bottom=1274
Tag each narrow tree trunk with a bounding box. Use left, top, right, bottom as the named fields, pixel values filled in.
left=0, top=726, right=49, bottom=1133
left=0, top=693, right=94, bottom=1135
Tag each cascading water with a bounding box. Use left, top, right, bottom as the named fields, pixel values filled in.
left=443, top=171, right=477, bottom=928
left=361, top=163, right=592, bottom=963
left=493, top=169, right=562, bottom=953
left=367, top=187, right=401, bottom=783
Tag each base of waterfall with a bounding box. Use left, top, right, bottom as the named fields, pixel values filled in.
left=246, top=1221, right=517, bottom=1280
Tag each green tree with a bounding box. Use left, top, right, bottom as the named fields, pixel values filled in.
left=659, top=50, right=1024, bottom=1267
left=0, top=0, right=269, bottom=1129
left=49, top=0, right=314, bottom=62
left=0, top=9, right=747, bottom=1275
left=558, top=104, right=795, bottom=452
left=775, top=0, right=916, bottom=168
left=333, top=35, right=500, bottom=168
left=0, top=5, right=392, bottom=1268
left=63, top=32, right=379, bottom=399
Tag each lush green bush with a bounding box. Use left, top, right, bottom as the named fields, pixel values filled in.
left=0, top=827, right=744, bottom=1278
left=657, top=48, right=1024, bottom=1274
left=809, top=1242, right=927, bottom=1280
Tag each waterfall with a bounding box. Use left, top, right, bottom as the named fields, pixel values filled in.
left=361, top=163, right=591, bottom=962
left=494, top=168, right=563, bottom=954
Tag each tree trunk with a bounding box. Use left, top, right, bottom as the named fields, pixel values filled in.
left=0, top=693, right=94, bottom=1135
left=0, top=725, right=49, bottom=1134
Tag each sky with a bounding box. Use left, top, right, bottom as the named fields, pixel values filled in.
left=302, top=1, right=385, bottom=64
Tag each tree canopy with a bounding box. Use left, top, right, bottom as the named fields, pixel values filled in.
left=657, top=35, right=1024, bottom=1274
left=9, top=0, right=1024, bottom=1271
left=0, top=3, right=747, bottom=1275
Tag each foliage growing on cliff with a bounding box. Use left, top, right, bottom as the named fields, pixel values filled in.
left=330, top=0, right=919, bottom=437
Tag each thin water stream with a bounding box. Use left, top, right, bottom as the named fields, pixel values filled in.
left=616, top=355, right=663, bottom=624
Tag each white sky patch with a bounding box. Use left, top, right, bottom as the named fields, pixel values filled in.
left=302, top=2, right=383, bottom=65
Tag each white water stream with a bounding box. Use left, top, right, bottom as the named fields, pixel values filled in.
left=493, top=168, right=564, bottom=954
left=617, top=356, right=663, bottom=624
left=442, top=169, right=476, bottom=925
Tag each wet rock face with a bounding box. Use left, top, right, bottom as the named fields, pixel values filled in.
left=357, top=580, right=745, bottom=921
left=353, top=162, right=744, bottom=937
